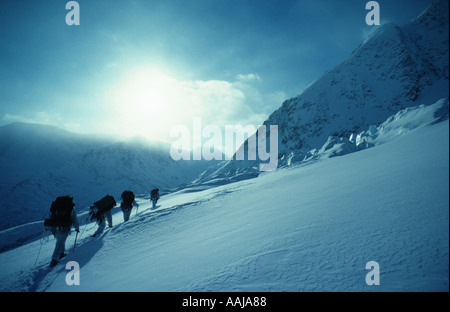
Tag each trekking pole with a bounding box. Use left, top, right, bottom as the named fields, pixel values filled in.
left=73, top=230, right=79, bottom=253
left=78, top=216, right=90, bottom=240
left=78, top=211, right=95, bottom=241
left=34, top=241, right=44, bottom=267
left=34, top=228, right=48, bottom=267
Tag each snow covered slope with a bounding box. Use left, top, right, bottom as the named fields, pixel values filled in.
left=0, top=103, right=447, bottom=292
left=302, top=98, right=449, bottom=161
left=0, top=122, right=214, bottom=230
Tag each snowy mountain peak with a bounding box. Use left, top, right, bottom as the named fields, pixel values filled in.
left=192, top=0, right=449, bottom=184
left=256, top=0, right=449, bottom=167
left=413, top=0, right=449, bottom=29
left=406, top=0, right=449, bottom=81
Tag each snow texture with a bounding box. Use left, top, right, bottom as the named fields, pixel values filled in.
left=0, top=100, right=448, bottom=292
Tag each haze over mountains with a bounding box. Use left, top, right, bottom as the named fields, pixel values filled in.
left=0, top=123, right=213, bottom=230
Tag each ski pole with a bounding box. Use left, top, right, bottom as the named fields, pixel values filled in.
left=73, top=230, right=79, bottom=253
left=34, top=228, right=47, bottom=267
left=79, top=215, right=91, bottom=240
left=34, top=241, right=44, bottom=267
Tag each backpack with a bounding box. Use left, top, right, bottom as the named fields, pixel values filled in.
left=151, top=189, right=159, bottom=199
left=44, top=196, right=74, bottom=228
left=89, top=195, right=116, bottom=222
left=121, top=190, right=135, bottom=209
left=93, top=195, right=116, bottom=213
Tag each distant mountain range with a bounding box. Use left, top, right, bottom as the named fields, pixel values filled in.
left=0, top=122, right=213, bottom=230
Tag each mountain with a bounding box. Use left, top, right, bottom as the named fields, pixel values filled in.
left=1, top=100, right=447, bottom=292
left=201, top=0, right=449, bottom=180
left=0, top=122, right=214, bottom=230
left=269, top=0, right=449, bottom=165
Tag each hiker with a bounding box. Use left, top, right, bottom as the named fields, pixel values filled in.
left=121, top=190, right=139, bottom=222
left=44, top=196, right=80, bottom=268
left=89, top=195, right=116, bottom=237
left=150, top=188, right=160, bottom=208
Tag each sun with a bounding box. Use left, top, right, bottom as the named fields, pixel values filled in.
left=108, top=66, right=183, bottom=141
left=122, top=67, right=172, bottom=112
left=138, top=86, right=166, bottom=114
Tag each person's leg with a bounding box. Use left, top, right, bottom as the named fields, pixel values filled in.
left=93, top=218, right=106, bottom=237
left=123, top=209, right=131, bottom=222
left=51, top=230, right=69, bottom=264
left=106, top=210, right=113, bottom=227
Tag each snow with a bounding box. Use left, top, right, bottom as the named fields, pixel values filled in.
left=313, top=98, right=449, bottom=160
left=0, top=102, right=448, bottom=292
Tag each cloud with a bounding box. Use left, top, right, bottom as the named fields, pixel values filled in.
left=0, top=112, right=81, bottom=133
left=1, top=112, right=59, bottom=125
left=102, top=68, right=282, bottom=145
left=1, top=67, right=286, bottom=154
left=236, top=73, right=262, bottom=82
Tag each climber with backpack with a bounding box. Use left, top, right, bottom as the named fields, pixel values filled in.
left=120, top=190, right=139, bottom=222
left=89, top=195, right=116, bottom=237
left=150, top=188, right=160, bottom=208
left=44, top=196, right=80, bottom=268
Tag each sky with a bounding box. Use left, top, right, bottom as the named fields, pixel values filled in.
left=0, top=0, right=435, bottom=149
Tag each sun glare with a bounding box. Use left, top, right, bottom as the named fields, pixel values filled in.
left=109, top=66, right=181, bottom=141
left=139, top=87, right=165, bottom=114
